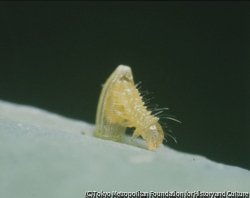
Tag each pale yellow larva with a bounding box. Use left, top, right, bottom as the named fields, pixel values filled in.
left=95, top=65, right=179, bottom=150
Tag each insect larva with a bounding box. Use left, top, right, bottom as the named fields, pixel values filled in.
left=95, top=65, right=179, bottom=150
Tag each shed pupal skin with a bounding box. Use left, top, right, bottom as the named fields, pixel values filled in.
left=105, top=78, right=164, bottom=150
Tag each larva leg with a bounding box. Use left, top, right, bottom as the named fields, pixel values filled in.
left=131, top=128, right=142, bottom=141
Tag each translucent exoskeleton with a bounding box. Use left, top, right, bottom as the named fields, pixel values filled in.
left=95, top=65, right=179, bottom=150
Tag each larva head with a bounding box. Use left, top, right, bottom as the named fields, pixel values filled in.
left=144, top=122, right=164, bottom=150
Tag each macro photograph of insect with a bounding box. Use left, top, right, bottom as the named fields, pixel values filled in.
left=95, top=65, right=181, bottom=150
left=0, top=1, right=249, bottom=196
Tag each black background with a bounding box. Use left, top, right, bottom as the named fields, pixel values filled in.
left=0, top=2, right=249, bottom=170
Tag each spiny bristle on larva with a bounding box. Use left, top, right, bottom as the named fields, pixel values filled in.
left=163, top=128, right=177, bottom=143
left=140, top=91, right=153, bottom=98
left=158, top=118, right=179, bottom=143
left=142, top=98, right=180, bottom=144
left=159, top=116, right=182, bottom=123
left=135, top=81, right=142, bottom=88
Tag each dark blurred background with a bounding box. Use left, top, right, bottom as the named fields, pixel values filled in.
left=0, top=2, right=249, bottom=170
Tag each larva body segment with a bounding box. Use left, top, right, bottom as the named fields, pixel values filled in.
left=95, top=65, right=164, bottom=150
